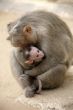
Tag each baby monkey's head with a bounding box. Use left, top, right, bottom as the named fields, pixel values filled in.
left=24, top=46, right=45, bottom=65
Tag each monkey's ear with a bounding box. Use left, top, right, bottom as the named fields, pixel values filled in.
left=6, top=36, right=11, bottom=40
left=7, top=22, right=13, bottom=32
left=25, top=60, right=33, bottom=65
left=23, top=25, right=32, bottom=34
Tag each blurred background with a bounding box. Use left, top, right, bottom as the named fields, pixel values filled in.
left=0, top=0, right=73, bottom=18
left=0, top=0, right=73, bottom=110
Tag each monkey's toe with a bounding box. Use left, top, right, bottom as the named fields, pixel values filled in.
left=25, top=86, right=35, bottom=97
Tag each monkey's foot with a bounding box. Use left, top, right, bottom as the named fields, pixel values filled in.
left=25, top=86, right=36, bottom=98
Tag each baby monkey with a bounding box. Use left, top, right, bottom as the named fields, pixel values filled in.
left=13, top=45, right=45, bottom=95
left=24, top=46, right=45, bottom=65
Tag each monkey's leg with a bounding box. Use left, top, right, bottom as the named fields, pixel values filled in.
left=10, top=50, right=37, bottom=97
left=37, top=64, right=67, bottom=89
left=25, top=79, right=39, bottom=97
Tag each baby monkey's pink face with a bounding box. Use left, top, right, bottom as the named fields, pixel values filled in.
left=25, top=46, right=45, bottom=65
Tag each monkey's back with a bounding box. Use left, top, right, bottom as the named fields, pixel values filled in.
left=20, top=11, right=72, bottom=39
left=19, top=11, right=73, bottom=64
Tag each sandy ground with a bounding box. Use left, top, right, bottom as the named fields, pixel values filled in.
left=0, top=12, right=39, bottom=110
left=0, top=11, right=73, bottom=110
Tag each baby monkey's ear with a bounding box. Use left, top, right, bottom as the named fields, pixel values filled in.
left=23, top=25, right=32, bottom=34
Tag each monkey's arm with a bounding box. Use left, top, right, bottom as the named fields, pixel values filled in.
left=25, top=51, right=68, bottom=77
left=25, top=58, right=50, bottom=76
left=25, top=38, right=69, bottom=77
left=10, top=49, right=31, bottom=89
left=37, top=64, right=67, bottom=88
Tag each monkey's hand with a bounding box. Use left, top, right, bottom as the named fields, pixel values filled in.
left=37, top=64, right=67, bottom=88
left=25, top=58, right=49, bottom=76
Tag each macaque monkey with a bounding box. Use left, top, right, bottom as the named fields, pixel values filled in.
left=7, top=11, right=73, bottom=97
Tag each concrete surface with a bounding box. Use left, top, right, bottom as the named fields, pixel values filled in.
left=0, top=2, right=73, bottom=110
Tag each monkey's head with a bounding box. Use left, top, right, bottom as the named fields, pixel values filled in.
left=7, top=21, right=38, bottom=47
left=24, top=46, right=45, bottom=65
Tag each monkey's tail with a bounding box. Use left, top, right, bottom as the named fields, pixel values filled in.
left=36, top=79, right=42, bottom=94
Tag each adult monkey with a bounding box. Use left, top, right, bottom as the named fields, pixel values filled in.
left=7, top=11, right=73, bottom=97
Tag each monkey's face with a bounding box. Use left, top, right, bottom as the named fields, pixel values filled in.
left=24, top=46, right=45, bottom=65
left=7, top=22, right=38, bottom=47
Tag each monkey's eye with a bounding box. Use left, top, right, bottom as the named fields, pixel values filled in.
left=37, top=50, right=39, bottom=53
